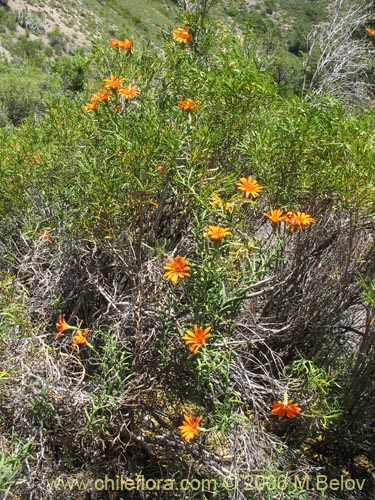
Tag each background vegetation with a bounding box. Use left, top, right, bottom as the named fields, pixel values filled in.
left=1, top=0, right=375, bottom=499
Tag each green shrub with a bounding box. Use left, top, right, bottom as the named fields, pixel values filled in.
left=12, top=35, right=46, bottom=65
left=50, top=53, right=88, bottom=92
left=0, top=438, right=34, bottom=495
left=0, top=63, right=62, bottom=125
left=47, top=27, right=66, bottom=53
left=0, top=8, right=17, bottom=32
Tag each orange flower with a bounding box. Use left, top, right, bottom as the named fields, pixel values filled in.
left=39, top=230, right=53, bottom=243
left=109, top=38, right=133, bottom=52
left=90, top=88, right=112, bottom=103
left=118, top=84, right=140, bottom=99
left=181, top=325, right=211, bottom=354
left=210, top=194, right=223, bottom=208
left=172, top=26, right=192, bottom=44
left=236, top=176, right=263, bottom=198
left=118, top=39, right=133, bottom=52
left=178, top=412, right=202, bottom=442
left=263, top=208, right=285, bottom=224
left=82, top=102, right=97, bottom=112
left=103, top=75, right=124, bottom=90
left=366, top=27, right=375, bottom=36
left=205, top=225, right=231, bottom=241
left=70, top=328, right=90, bottom=348
left=163, top=255, right=190, bottom=284
left=271, top=395, right=302, bottom=418
left=55, top=314, right=70, bottom=339
left=283, top=210, right=315, bottom=233
left=177, top=99, right=200, bottom=110
left=109, top=38, right=120, bottom=48
left=30, top=152, right=41, bottom=164
left=210, top=194, right=233, bottom=212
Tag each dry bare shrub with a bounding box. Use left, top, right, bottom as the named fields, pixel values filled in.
left=250, top=209, right=375, bottom=473
left=0, top=231, right=257, bottom=498
left=304, top=0, right=375, bottom=105
left=257, top=209, right=375, bottom=362
left=3, top=192, right=375, bottom=499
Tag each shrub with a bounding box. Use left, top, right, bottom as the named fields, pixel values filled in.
left=50, top=53, right=88, bottom=92
left=12, top=35, right=46, bottom=65
left=0, top=63, right=62, bottom=125
left=16, top=9, right=44, bottom=34
left=1, top=11, right=375, bottom=500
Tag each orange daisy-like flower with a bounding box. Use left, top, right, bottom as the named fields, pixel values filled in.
left=109, top=38, right=121, bottom=48
left=283, top=210, right=315, bottom=233
left=181, top=325, right=211, bottom=354
left=271, top=395, right=302, bottom=418
left=172, top=26, right=192, bottom=44
left=210, top=194, right=233, bottom=212
left=205, top=225, right=231, bottom=241
left=70, top=328, right=90, bottom=348
left=263, top=208, right=285, bottom=224
left=177, top=99, right=200, bottom=110
left=39, top=230, right=53, bottom=243
left=163, top=255, right=191, bottom=284
left=236, top=176, right=263, bottom=198
left=82, top=102, right=97, bottom=112
left=366, top=27, right=375, bottom=36
left=90, top=88, right=112, bottom=103
left=178, top=412, right=202, bottom=442
left=210, top=194, right=223, bottom=209
left=55, top=314, right=70, bottom=339
left=103, top=75, right=125, bottom=90
left=118, top=84, right=140, bottom=99
left=109, top=38, right=133, bottom=52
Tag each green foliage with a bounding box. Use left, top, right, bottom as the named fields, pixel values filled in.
left=276, top=0, right=327, bottom=54
left=246, top=10, right=282, bottom=39
left=50, top=53, right=89, bottom=92
left=93, top=328, right=134, bottom=395
left=47, top=27, right=66, bottom=53
left=358, top=274, right=375, bottom=306
left=264, top=0, right=276, bottom=15
left=0, top=438, right=34, bottom=495
left=0, top=63, right=62, bottom=125
left=0, top=8, right=17, bottom=32
left=272, top=49, right=304, bottom=95
left=237, top=95, right=375, bottom=208
left=0, top=273, right=33, bottom=345
left=31, top=383, right=56, bottom=429
left=287, top=357, right=342, bottom=429
left=11, top=35, right=46, bottom=65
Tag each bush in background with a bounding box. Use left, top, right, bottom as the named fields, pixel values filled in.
left=0, top=63, right=62, bottom=125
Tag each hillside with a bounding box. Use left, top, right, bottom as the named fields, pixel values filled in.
left=0, top=0, right=355, bottom=127
left=0, top=0, right=178, bottom=59
left=0, top=0, right=334, bottom=61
